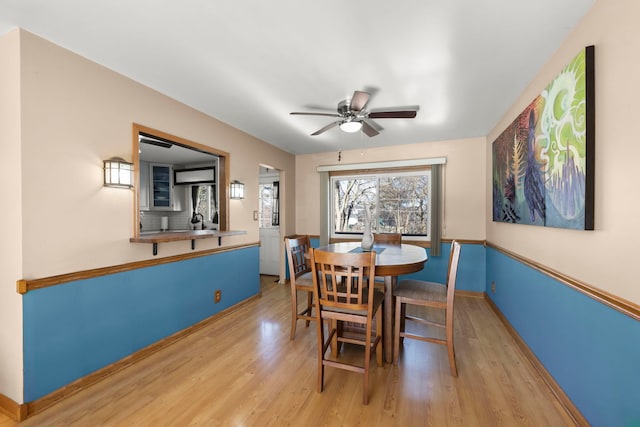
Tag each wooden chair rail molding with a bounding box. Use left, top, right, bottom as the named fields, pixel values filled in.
left=16, top=242, right=260, bottom=294
left=327, top=237, right=484, bottom=248
left=282, top=235, right=483, bottom=248
left=486, top=241, right=640, bottom=321
left=286, top=237, right=637, bottom=320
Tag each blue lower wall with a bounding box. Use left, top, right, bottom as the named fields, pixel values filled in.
left=23, top=242, right=639, bottom=426
left=23, top=246, right=260, bottom=402
left=399, top=242, right=486, bottom=292
left=297, top=239, right=486, bottom=293
left=486, top=247, right=640, bottom=427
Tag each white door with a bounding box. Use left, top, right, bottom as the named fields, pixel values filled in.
left=259, top=179, right=280, bottom=275
left=259, top=227, right=280, bottom=275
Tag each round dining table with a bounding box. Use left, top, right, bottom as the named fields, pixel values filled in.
left=314, top=241, right=428, bottom=363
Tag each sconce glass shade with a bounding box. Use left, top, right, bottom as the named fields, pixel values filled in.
left=104, top=158, right=134, bottom=188
left=230, top=180, right=245, bottom=199
left=339, top=119, right=363, bottom=133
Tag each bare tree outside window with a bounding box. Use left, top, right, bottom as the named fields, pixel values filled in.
left=378, top=175, right=429, bottom=235
left=334, top=178, right=376, bottom=232
left=259, top=183, right=275, bottom=228
left=331, top=171, right=430, bottom=239
left=194, top=185, right=215, bottom=223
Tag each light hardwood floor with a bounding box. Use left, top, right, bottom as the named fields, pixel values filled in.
left=1, top=276, right=577, bottom=426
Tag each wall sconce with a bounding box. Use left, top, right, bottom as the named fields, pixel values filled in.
left=104, top=158, right=134, bottom=188
left=230, top=180, right=245, bottom=199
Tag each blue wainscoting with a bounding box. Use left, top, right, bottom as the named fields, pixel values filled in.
left=486, top=247, right=640, bottom=427
left=23, top=246, right=260, bottom=402
left=291, top=240, right=486, bottom=293
left=399, top=242, right=486, bottom=293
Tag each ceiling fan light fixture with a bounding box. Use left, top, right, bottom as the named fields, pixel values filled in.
left=291, top=90, right=418, bottom=137
left=339, top=119, right=362, bottom=133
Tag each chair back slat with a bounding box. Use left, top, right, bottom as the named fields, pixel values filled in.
left=285, top=235, right=311, bottom=279
left=310, top=248, right=376, bottom=312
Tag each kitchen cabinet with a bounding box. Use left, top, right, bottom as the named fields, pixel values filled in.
left=149, top=163, right=183, bottom=211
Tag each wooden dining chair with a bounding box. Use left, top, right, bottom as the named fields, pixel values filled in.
left=373, top=232, right=402, bottom=245
left=309, top=247, right=384, bottom=405
left=284, top=235, right=315, bottom=340
left=393, top=240, right=461, bottom=376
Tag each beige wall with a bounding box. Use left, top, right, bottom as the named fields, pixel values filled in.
left=296, top=0, right=640, bottom=306
left=0, top=29, right=296, bottom=403
left=486, top=0, right=640, bottom=304
left=295, top=137, right=486, bottom=240
left=0, top=29, right=24, bottom=404
left=18, top=30, right=295, bottom=279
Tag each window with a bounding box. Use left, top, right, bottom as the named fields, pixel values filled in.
left=133, top=123, right=230, bottom=236
left=193, top=185, right=218, bottom=225
left=330, top=169, right=431, bottom=240
left=258, top=182, right=279, bottom=228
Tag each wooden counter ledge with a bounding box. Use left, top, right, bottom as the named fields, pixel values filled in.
left=130, top=230, right=247, bottom=255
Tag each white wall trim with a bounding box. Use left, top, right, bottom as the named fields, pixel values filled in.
left=316, top=157, right=447, bottom=172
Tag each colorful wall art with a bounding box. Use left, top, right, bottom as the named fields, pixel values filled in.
left=492, top=46, right=595, bottom=230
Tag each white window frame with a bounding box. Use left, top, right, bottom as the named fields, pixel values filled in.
left=329, top=169, right=431, bottom=241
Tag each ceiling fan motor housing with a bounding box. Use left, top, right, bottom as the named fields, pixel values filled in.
left=337, top=99, right=352, bottom=116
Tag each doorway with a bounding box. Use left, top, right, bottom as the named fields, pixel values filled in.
left=259, top=166, right=281, bottom=276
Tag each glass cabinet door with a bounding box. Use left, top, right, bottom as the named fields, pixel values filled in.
left=151, top=164, right=172, bottom=208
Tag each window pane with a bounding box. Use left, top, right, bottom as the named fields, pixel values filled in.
left=195, top=185, right=212, bottom=221
left=378, top=175, right=429, bottom=236
left=333, top=178, right=376, bottom=233
left=330, top=170, right=430, bottom=240
left=259, top=184, right=274, bottom=228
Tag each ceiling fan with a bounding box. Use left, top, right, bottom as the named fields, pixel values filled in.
left=290, top=90, right=419, bottom=137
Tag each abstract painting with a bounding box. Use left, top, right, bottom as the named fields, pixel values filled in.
left=492, top=46, right=595, bottom=230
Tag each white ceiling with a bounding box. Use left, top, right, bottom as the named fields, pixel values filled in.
left=0, top=0, right=595, bottom=155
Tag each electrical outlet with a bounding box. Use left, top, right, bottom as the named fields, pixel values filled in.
left=491, top=281, right=496, bottom=293
left=214, top=290, right=221, bottom=303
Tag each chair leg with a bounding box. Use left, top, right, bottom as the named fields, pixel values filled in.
left=393, top=297, right=402, bottom=365
left=317, top=316, right=325, bottom=392
left=305, top=291, right=313, bottom=327
left=399, top=302, right=406, bottom=345
left=446, top=307, right=458, bottom=377
left=290, top=288, right=298, bottom=340
left=363, top=319, right=372, bottom=405
left=375, top=306, right=383, bottom=367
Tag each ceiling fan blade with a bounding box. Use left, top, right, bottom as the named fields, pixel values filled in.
left=311, top=121, right=338, bottom=136
left=368, top=105, right=419, bottom=119
left=368, top=110, right=417, bottom=119
left=302, top=104, right=336, bottom=112
left=349, top=91, right=370, bottom=112
left=363, top=118, right=383, bottom=132
left=361, top=120, right=380, bottom=137
left=291, top=112, right=340, bottom=117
